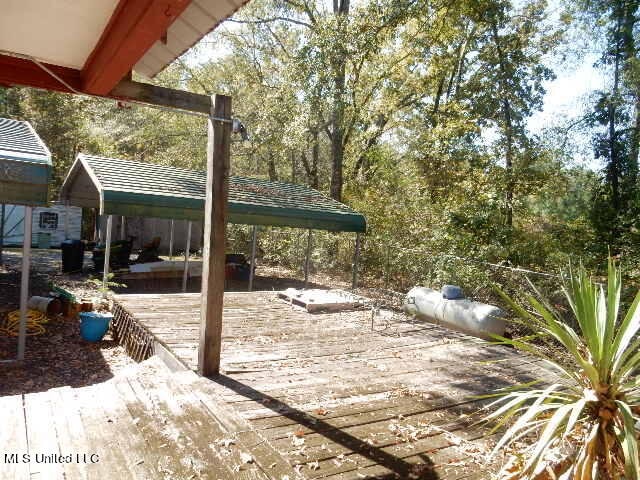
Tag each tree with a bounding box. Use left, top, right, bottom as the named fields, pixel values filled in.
left=574, top=0, right=640, bottom=254
left=467, top=0, right=558, bottom=231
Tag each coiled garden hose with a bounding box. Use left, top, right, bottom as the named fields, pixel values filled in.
left=0, top=310, right=48, bottom=337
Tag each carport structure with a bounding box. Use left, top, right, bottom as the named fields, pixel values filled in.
left=59, top=153, right=366, bottom=291
left=0, top=118, right=52, bottom=361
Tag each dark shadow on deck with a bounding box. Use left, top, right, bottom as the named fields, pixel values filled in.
left=212, top=374, right=442, bottom=480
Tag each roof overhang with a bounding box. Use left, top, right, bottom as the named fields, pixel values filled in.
left=0, top=0, right=249, bottom=97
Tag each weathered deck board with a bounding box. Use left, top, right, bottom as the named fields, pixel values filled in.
left=1, top=356, right=297, bottom=480
left=111, top=291, right=551, bottom=479
left=0, top=394, right=29, bottom=480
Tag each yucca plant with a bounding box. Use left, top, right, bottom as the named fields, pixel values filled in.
left=484, top=258, right=640, bottom=479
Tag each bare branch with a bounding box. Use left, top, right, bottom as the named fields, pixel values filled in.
left=226, top=17, right=312, bottom=28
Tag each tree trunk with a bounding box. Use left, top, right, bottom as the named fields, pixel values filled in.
left=491, top=22, right=515, bottom=229
left=268, top=155, right=278, bottom=181
left=301, top=130, right=320, bottom=188
left=311, top=130, right=319, bottom=188
left=290, top=150, right=296, bottom=183
left=329, top=0, right=350, bottom=202
left=608, top=11, right=623, bottom=211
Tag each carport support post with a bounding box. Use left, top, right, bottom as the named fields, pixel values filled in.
left=0, top=203, right=5, bottom=265
left=182, top=220, right=192, bottom=292
left=64, top=200, right=70, bottom=240
left=352, top=232, right=361, bottom=290
left=199, top=94, right=231, bottom=377
left=169, top=219, right=175, bottom=261
left=102, top=215, right=112, bottom=294
left=17, top=206, right=32, bottom=361
left=248, top=225, right=258, bottom=292
left=304, top=229, right=312, bottom=288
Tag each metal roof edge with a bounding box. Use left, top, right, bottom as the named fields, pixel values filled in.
left=22, top=120, right=52, bottom=160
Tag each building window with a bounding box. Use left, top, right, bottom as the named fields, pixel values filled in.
left=39, top=212, right=58, bottom=230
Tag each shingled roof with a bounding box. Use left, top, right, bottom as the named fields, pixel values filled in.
left=0, top=117, right=51, bottom=206
left=60, top=154, right=366, bottom=233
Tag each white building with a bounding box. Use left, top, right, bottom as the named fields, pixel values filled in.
left=1, top=202, right=82, bottom=247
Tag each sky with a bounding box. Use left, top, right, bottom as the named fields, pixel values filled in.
left=529, top=53, right=605, bottom=134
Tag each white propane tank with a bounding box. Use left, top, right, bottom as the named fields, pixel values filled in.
left=403, top=286, right=505, bottom=340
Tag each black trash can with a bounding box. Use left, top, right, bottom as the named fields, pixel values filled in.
left=61, top=239, right=85, bottom=273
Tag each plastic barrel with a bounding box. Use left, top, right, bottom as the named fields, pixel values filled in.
left=61, top=240, right=85, bottom=272
left=79, top=312, right=113, bottom=342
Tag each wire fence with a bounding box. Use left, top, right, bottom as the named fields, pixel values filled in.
left=227, top=226, right=566, bottom=314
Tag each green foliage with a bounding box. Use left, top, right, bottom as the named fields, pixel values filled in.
left=484, top=259, right=640, bottom=478
left=86, top=274, right=126, bottom=297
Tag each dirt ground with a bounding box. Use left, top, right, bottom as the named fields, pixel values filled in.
left=0, top=248, right=358, bottom=397
left=0, top=249, right=135, bottom=395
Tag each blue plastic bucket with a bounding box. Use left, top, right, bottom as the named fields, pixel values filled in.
left=79, top=312, right=113, bottom=342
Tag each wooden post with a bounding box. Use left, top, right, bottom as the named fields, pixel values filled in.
left=304, top=229, right=312, bottom=288
left=64, top=201, right=70, bottom=240
left=352, top=232, right=361, bottom=290
left=17, top=206, right=32, bottom=361
left=248, top=225, right=258, bottom=292
left=169, top=219, right=175, bottom=261
left=198, top=94, right=231, bottom=377
left=93, top=210, right=99, bottom=242
left=120, top=215, right=126, bottom=240
left=182, top=220, right=192, bottom=293
left=0, top=203, right=5, bottom=265
left=102, top=215, right=112, bottom=294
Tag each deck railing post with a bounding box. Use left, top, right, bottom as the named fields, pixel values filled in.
left=182, top=220, right=192, bottom=292
left=199, top=94, right=231, bottom=377
left=304, top=229, right=312, bottom=288
left=352, top=232, right=361, bottom=290
left=102, top=214, right=112, bottom=294
left=17, top=206, right=32, bottom=361
left=248, top=225, right=258, bottom=292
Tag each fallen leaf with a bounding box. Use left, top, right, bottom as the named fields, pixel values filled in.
left=314, top=408, right=329, bottom=416
left=218, top=438, right=235, bottom=448
left=293, top=428, right=305, bottom=438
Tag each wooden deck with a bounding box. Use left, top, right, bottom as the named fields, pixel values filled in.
left=108, top=291, right=551, bottom=479
left=0, top=356, right=298, bottom=480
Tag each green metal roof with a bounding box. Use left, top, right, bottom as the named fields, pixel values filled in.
left=0, top=118, right=52, bottom=206
left=60, top=154, right=366, bottom=233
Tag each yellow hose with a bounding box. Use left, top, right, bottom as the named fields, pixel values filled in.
left=0, top=310, right=48, bottom=337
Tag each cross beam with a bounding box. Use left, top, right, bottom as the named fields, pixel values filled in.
left=0, top=54, right=210, bottom=115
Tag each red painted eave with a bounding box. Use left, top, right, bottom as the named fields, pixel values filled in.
left=81, top=0, right=192, bottom=96
left=0, top=54, right=82, bottom=94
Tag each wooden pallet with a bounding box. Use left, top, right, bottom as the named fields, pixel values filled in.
left=278, top=288, right=368, bottom=312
